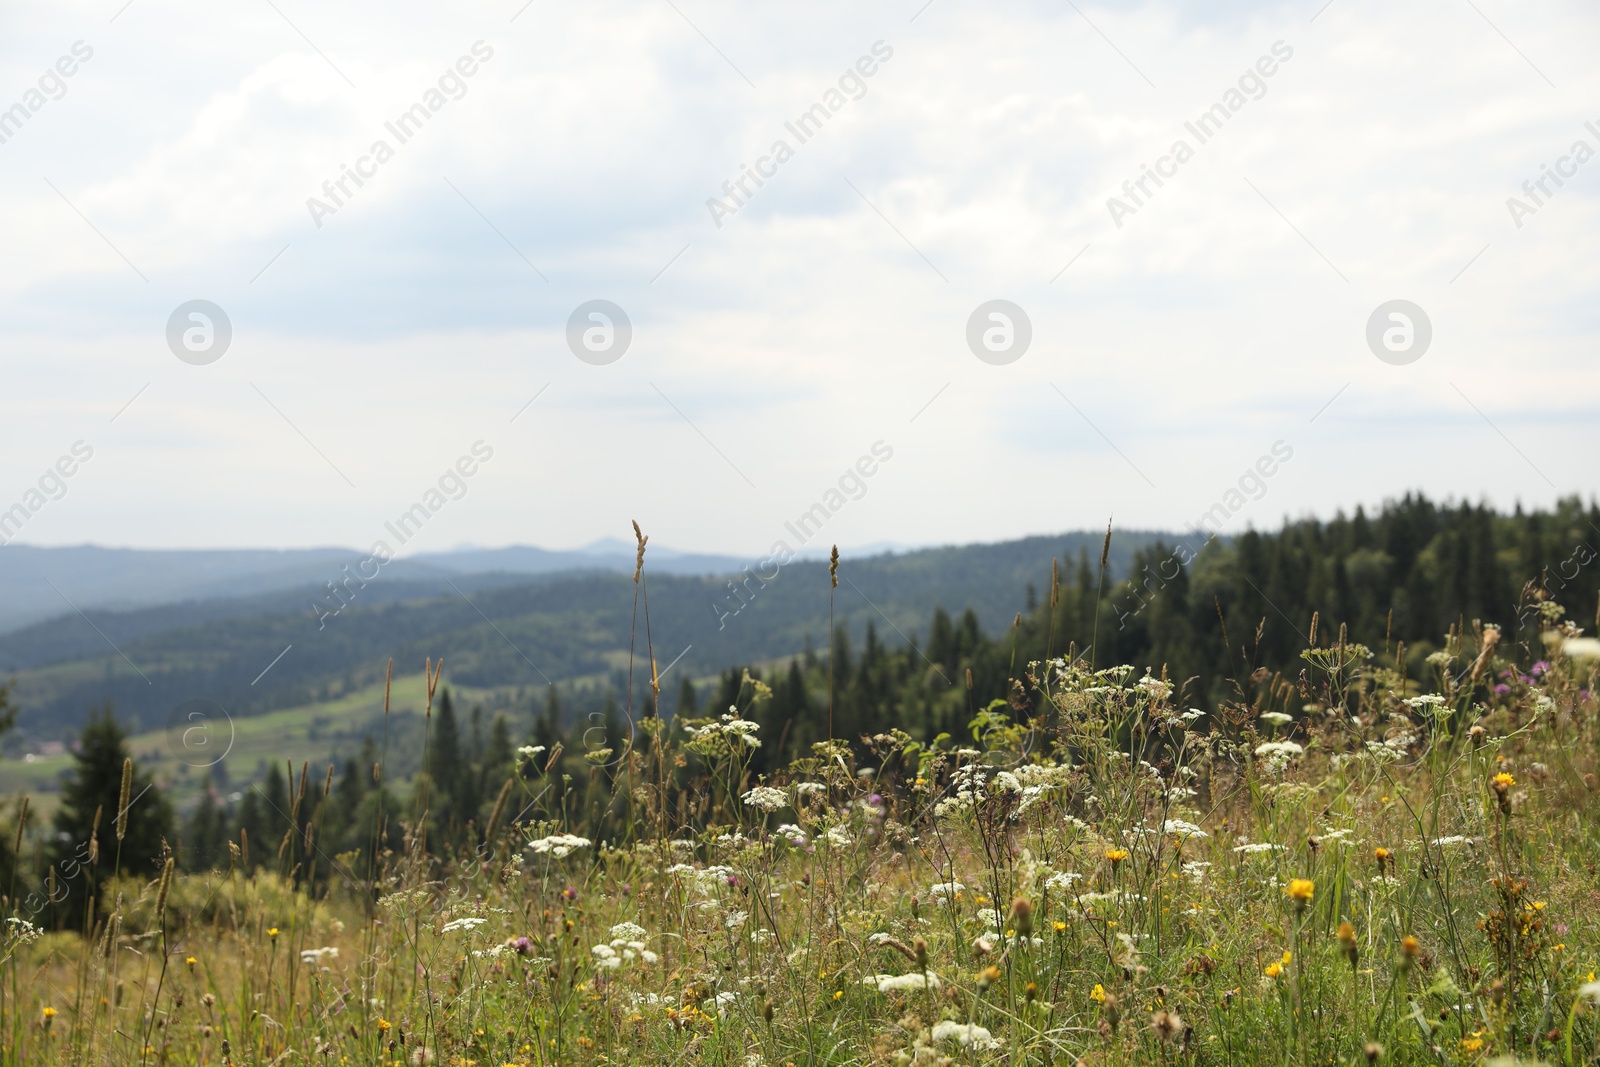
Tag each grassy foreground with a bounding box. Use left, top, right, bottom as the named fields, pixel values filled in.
left=5, top=618, right=1600, bottom=1067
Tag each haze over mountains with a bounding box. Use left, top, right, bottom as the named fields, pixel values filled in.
left=0, top=530, right=1167, bottom=747
left=0, top=540, right=765, bottom=635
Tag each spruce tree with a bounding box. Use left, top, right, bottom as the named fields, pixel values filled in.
left=51, top=709, right=173, bottom=927
left=429, top=690, right=465, bottom=832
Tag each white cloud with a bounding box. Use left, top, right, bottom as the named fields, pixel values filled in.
left=0, top=0, right=1596, bottom=553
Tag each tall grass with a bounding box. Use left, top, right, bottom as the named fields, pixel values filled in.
left=3, top=607, right=1600, bottom=1066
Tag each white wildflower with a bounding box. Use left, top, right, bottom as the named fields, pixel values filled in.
left=990, top=771, right=1023, bottom=794
left=300, top=946, right=340, bottom=964
left=1431, top=835, right=1475, bottom=848
left=527, top=833, right=591, bottom=858
left=825, top=826, right=853, bottom=847
left=931, top=1021, right=1001, bottom=1050
left=867, top=972, right=940, bottom=993
left=1136, top=676, right=1172, bottom=699
left=1232, top=842, right=1286, bottom=855
left=1259, top=711, right=1293, bottom=726
left=1404, top=694, right=1450, bottom=718
left=440, top=917, right=487, bottom=933
left=741, top=786, right=787, bottom=813
left=609, top=922, right=647, bottom=942
left=1163, top=819, right=1209, bottom=840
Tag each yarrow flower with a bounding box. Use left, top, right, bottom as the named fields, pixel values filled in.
left=931, top=1021, right=1002, bottom=1050
left=1404, top=694, right=1449, bottom=717
left=863, top=972, right=940, bottom=993
left=441, top=917, right=487, bottom=933
left=741, top=786, right=787, bottom=813
left=687, top=711, right=761, bottom=749
left=527, top=833, right=592, bottom=858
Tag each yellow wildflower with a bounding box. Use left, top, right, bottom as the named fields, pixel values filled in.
left=1106, top=848, right=1129, bottom=865
left=1091, top=983, right=1106, bottom=1002
left=1285, top=878, right=1314, bottom=905
left=1264, top=961, right=1283, bottom=978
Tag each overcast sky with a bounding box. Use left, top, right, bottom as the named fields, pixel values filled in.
left=1, top=0, right=1595, bottom=560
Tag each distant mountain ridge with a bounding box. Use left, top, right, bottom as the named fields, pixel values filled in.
left=0, top=530, right=1172, bottom=742
left=0, top=540, right=762, bottom=635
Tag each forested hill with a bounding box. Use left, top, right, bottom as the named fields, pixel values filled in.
left=708, top=494, right=1600, bottom=772
left=0, top=530, right=1163, bottom=742
left=3, top=496, right=1595, bottom=754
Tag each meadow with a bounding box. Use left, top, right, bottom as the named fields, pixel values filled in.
left=4, top=591, right=1599, bottom=1067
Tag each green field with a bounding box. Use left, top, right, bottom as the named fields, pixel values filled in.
left=0, top=673, right=501, bottom=820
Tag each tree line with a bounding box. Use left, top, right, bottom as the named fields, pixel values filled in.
left=5, top=493, right=1597, bottom=925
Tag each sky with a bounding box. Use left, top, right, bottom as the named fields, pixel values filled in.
left=1, top=0, right=1596, bottom=563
